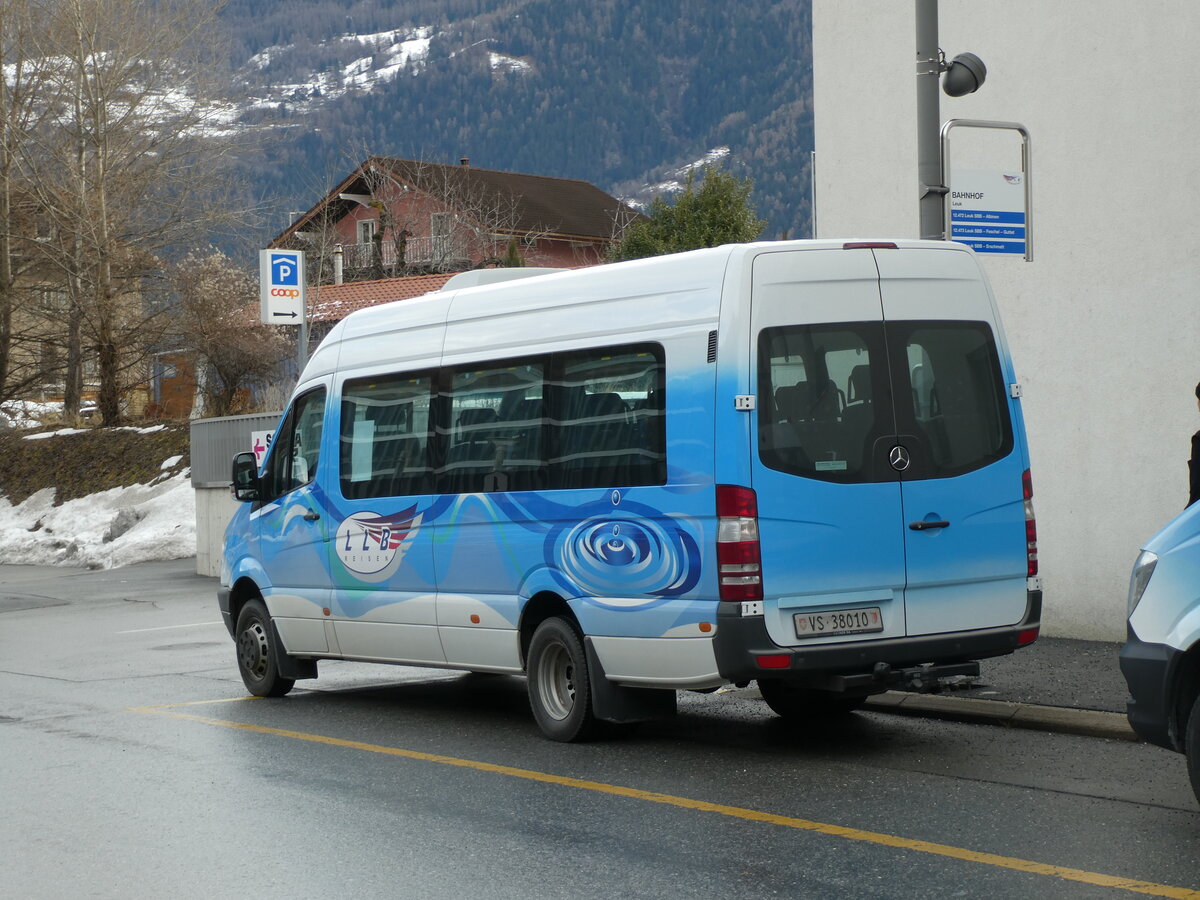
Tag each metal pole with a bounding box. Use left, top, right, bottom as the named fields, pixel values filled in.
left=809, top=150, right=818, bottom=238
left=916, top=0, right=945, bottom=240
left=297, top=313, right=308, bottom=373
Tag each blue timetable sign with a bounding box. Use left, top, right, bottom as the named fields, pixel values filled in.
left=948, top=170, right=1028, bottom=257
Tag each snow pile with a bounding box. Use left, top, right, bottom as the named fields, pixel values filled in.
left=0, top=400, right=63, bottom=429
left=22, top=423, right=166, bottom=441
left=0, top=470, right=196, bottom=569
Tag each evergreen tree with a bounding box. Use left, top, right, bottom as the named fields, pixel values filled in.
left=609, top=166, right=767, bottom=261
left=502, top=237, right=525, bottom=267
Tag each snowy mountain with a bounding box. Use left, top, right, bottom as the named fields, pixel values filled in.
left=216, top=1, right=814, bottom=244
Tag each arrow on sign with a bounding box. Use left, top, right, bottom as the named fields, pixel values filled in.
left=272, top=311, right=299, bottom=319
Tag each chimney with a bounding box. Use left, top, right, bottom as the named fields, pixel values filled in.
left=333, top=244, right=344, bottom=285
left=459, top=157, right=470, bottom=167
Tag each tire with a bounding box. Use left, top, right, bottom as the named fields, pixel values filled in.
left=527, top=617, right=598, bottom=742
left=758, top=678, right=867, bottom=719
left=235, top=598, right=295, bottom=698
left=1187, top=691, right=1200, bottom=807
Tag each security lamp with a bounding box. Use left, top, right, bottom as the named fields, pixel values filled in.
left=942, top=51, right=986, bottom=97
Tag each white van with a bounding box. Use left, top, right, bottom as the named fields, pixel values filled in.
left=220, top=239, right=1042, bottom=741
left=1122, top=506, right=1200, bottom=804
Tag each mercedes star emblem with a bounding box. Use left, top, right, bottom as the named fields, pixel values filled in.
left=889, top=445, right=911, bottom=472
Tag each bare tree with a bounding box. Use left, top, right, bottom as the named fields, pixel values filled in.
left=171, top=250, right=290, bottom=418
left=362, top=157, right=554, bottom=273
left=18, top=0, right=253, bottom=424
left=0, top=1, right=59, bottom=404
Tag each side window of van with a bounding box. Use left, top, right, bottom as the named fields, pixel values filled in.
left=552, top=345, right=666, bottom=489
left=340, top=373, right=434, bottom=498
left=441, top=363, right=545, bottom=494
left=262, top=388, right=326, bottom=500
left=341, top=343, right=666, bottom=497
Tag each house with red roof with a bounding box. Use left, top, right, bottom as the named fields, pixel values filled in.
left=272, top=156, right=641, bottom=283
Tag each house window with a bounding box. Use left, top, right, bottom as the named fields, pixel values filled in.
left=35, top=220, right=55, bottom=242
left=36, top=289, right=68, bottom=313
left=357, top=219, right=377, bottom=244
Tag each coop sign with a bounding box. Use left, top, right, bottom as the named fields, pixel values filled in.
left=259, top=249, right=306, bottom=324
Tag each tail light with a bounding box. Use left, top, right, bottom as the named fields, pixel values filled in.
left=716, top=485, right=762, bottom=602
left=1023, top=469, right=1038, bottom=577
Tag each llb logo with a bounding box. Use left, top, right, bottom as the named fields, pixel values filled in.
left=334, top=508, right=422, bottom=581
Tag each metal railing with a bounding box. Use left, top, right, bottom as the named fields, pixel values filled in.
left=341, top=236, right=463, bottom=270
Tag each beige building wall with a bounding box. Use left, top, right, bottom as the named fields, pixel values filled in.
left=813, top=2, right=1200, bottom=639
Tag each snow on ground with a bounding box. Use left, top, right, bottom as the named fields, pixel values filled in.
left=0, top=409, right=195, bottom=568
left=0, top=468, right=195, bottom=570
left=643, top=146, right=733, bottom=196
left=243, top=25, right=435, bottom=112
left=0, top=399, right=62, bottom=429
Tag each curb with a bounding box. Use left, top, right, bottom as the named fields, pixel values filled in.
left=861, top=691, right=1138, bottom=742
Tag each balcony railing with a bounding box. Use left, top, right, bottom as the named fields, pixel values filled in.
left=341, top=236, right=464, bottom=271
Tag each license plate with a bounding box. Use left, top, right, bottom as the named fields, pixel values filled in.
left=794, top=606, right=883, bottom=638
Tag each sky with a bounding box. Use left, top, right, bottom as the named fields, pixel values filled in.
left=0, top=426, right=195, bottom=570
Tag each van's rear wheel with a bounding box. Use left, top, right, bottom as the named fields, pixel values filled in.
left=235, top=598, right=295, bottom=698
left=527, top=617, right=598, bottom=742
left=758, top=678, right=866, bottom=719
left=1186, top=691, right=1200, bottom=806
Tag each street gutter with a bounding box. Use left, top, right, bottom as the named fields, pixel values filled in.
left=862, top=691, right=1137, bottom=742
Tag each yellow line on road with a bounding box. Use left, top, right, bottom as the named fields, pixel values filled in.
left=133, top=706, right=1199, bottom=899
left=128, top=696, right=260, bottom=710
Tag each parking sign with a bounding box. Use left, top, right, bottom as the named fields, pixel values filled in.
left=259, top=249, right=306, bottom=324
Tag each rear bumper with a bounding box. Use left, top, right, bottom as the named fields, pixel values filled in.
left=1119, top=626, right=1180, bottom=751
left=714, top=589, right=1042, bottom=689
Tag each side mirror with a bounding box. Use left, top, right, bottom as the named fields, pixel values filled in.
left=231, top=451, right=262, bottom=503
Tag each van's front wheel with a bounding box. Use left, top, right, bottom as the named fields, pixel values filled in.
left=1186, top=691, right=1200, bottom=806
left=235, top=598, right=295, bottom=698
left=758, top=678, right=867, bottom=719
left=527, top=617, right=598, bottom=742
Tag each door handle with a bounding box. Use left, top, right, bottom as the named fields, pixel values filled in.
left=909, top=519, right=949, bottom=531
left=303, top=510, right=321, bottom=522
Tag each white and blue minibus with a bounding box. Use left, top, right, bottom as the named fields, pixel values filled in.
left=220, top=239, right=1042, bottom=741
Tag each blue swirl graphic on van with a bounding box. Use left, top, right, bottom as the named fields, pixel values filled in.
left=554, top=514, right=701, bottom=603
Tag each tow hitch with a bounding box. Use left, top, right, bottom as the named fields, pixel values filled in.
left=827, top=660, right=981, bottom=693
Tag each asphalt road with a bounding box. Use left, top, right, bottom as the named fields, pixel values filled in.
left=2, top=560, right=1198, bottom=899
